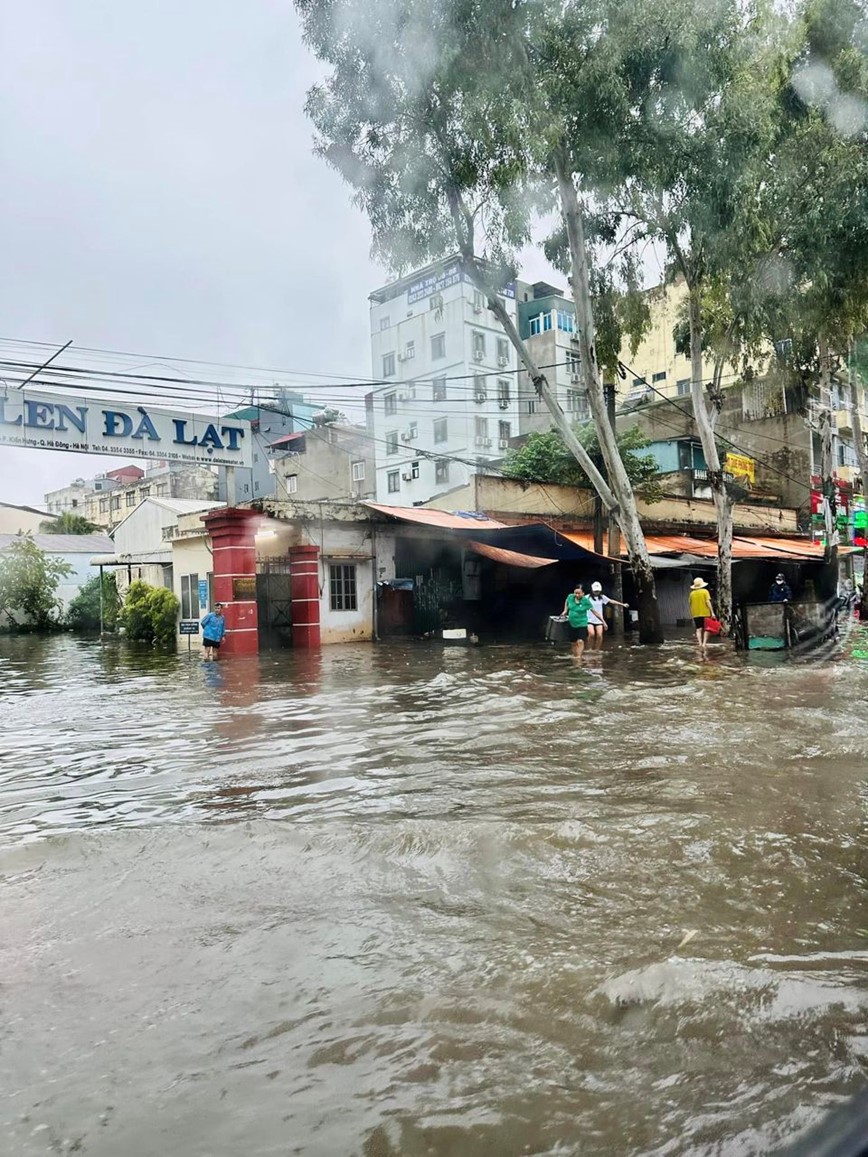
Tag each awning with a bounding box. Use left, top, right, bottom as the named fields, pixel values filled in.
left=467, top=540, right=558, bottom=569
left=364, top=503, right=507, bottom=530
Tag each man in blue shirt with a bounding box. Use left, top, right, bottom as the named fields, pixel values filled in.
left=201, top=603, right=227, bottom=661
left=769, top=574, right=793, bottom=603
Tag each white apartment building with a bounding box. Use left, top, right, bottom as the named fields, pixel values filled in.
left=367, top=257, right=590, bottom=505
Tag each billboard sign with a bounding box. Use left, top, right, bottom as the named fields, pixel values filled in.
left=0, top=388, right=252, bottom=468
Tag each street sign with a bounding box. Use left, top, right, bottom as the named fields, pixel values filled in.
left=179, top=620, right=200, bottom=635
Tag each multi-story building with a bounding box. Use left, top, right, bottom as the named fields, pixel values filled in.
left=270, top=422, right=376, bottom=502
left=367, top=257, right=528, bottom=505
left=367, top=258, right=598, bottom=505
left=45, top=461, right=218, bottom=532
left=218, top=390, right=322, bottom=504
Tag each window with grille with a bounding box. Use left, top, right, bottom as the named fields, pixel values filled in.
left=386, top=431, right=398, bottom=455
left=330, top=564, right=357, bottom=611
left=125, top=492, right=136, bottom=507
left=566, top=350, right=581, bottom=373
left=433, top=377, right=447, bottom=401
left=286, top=474, right=298, bottom=494
left=497, top=379, right=510, bottom=404
left=676, top=378, right=690, bottom=396
left=435, top=459, right=450, bottom=484
left=384, top=393, right=397, bottom=415
left=387, top=470, right=400, bottom=493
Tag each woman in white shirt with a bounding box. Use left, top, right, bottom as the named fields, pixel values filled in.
left=587, top=581, right=629, bottom=650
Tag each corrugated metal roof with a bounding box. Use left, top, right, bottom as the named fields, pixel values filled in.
left=559, top=530, right=832, bottom=562
left=466, top=540, right=558, bottom=569
left=0, top=533, right=115, bottom=553
left=364, top=503, right=507, bottom=529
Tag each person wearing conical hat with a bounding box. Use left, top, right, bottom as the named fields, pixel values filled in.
left=688, top=577, right=714, bottom=650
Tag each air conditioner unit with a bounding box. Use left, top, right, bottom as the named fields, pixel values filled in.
left=401, top=428, right=417, bottom=441
left=401, top=471, right=413, bottom=481
left=474, top=436, right=486, bottom=447
left=430, top=295, right=443, bottom=311
left=483, top=438, right=492, bottom=447
left=398, top=390, right=410, bottom=401
left=473, top=304, right=483, bottom=314
left=498, top=399, right=509, bottom=410
left=498, top=438, right=509, bottom=450
left=474, top=392, right=486, bottom=404
left=397, top=352, right=408, bottom=361
left=497, top=356, right=508, bottom=367
left=473, top=350, right=484, bottom=362
left=570, top=333, right=581, bottom=344
left=570, top=374, right=581, bottom=384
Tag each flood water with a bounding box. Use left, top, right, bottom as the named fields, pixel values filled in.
left=3, top=632, right=868, bottom=1156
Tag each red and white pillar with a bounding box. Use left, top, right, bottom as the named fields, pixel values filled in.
left=202, top=508, right=260, bottom=656
left=290, top=544, right=321, bottom=648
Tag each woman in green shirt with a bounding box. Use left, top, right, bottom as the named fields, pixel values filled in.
left=563, top=583, right=593, bottom=658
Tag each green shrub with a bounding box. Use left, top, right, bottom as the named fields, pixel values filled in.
left=121, top=579, right=180, bottom=648
left=0, top=535, right=73, bottom=631
left=67, top=573, right=121, bottom=632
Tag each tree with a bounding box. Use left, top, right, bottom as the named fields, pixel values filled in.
left=295, top=0, right=666, bottom=642
left=67, top=573, right=121, bottom=632
left=121, top=579, right=180, bottom=648
left=0, top=536, right=72, bottom=630
left=503, top=424, right=662, bottom=497
left=39, top=512, right=100, bottom=534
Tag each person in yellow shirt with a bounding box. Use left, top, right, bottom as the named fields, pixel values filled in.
left=688, top=577, right=715, bottom=650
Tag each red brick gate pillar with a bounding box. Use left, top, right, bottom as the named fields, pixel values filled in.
left=290, top=544, right=321, bottom=649
left=202, top=508, right=260, bottom=656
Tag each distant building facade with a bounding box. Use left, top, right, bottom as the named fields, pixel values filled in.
left=272, top=423, right=376, bottom=502
left=218, top=392, right=323, bottom=505
left=45, top=462, right=218, bottom=533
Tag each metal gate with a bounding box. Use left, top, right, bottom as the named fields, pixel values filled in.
left=257, top=558, right=293, bottom=649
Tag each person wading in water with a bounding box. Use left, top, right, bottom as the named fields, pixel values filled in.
left=201, top=603, right=227, bottom=661
left=688, top=578, right=714, bottom=651
left=563, top=583, right=593, bottom=659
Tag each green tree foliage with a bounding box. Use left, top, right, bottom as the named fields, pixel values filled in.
left=121, top=579, right=180, bottom=648
left=67, top=573, right=121, bottom=632
left=503, top=425, right=661, bottom=497
left=0, top=536, right=73, bottom=630
left=39, top=512, right=100, bottom=534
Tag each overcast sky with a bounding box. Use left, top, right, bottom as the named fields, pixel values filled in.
left=0, top=0, right=563, bottom=508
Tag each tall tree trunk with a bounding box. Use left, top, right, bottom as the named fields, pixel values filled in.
left=850, top=375, right=868, bottom=497
left=447, top=191, right=619, bottom=514
left=556, top=162, right=663, bottom=644
left=687, top=283, right=736, bottom=633
left=818, top=337, right=838, bottom=590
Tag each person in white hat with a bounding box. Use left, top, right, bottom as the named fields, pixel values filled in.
left=587, top=581, right=629, bottom=650
left=688, top=577, right=715, bottom=650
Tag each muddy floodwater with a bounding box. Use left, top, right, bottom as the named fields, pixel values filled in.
left=3, top=633, right=868, bottom=1156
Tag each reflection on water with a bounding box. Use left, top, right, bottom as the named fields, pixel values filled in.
left=2, top=633, right=868, bottom=1155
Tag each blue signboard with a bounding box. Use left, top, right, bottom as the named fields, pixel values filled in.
left=198, top=579, right=208, bottom=607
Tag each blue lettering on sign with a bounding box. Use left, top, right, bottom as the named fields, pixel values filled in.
left=103, top=410, right=133, bottom=438
left=172, top=419, right=245, bottom=454
left=0, top=398, right=89, bottom=431
left=131, top=408, right=160, bottom=441
left=172, top=419, right=198, bottom=446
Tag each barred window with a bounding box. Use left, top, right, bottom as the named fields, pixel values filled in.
left=330, top=564, right=357, bottom=611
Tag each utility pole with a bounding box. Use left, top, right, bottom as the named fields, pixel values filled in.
left=818, top=339, right=838, bottom=597
left=605, top=382, right=624, bottom=636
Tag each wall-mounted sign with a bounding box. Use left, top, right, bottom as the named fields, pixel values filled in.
left=179, top=620, right=200, bottom=635
left=0, top=388, right=252, bottom=468
left=406, top=262, right=516, bottom=306
left=232, top=576, right=257, bottom=599
left=724, top=452, right=756, bottom=485
left=198, top=579, right=209, bottom=607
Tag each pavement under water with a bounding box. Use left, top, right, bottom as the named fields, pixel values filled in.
left=2, top=631, right=868, bottom=1156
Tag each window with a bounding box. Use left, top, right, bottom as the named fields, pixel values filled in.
left=351, top=461, right=366, bottom=482
left=566, top=350, right=581, bottom=374
left=499, top=420, right=511, bottom=442
left=433, top=377, right=447, bottom=401
left=632, top=377, right=644, bottom=388
left=434, top=418, right=448, bottom=443
left=382, top=352, right=396, bottom=377
left=125, top=492, right=136, bottom=507
left=380, top=316, right=390, bottom=331
left=475, top=416, right=488, bottom=439
left=387, top=470, right=400, bottom=493
left=330, top=564, right=357, bottom=611
left=557, top=310, right=575, bottom=333
left=99, top=498, right=108, bottom=513
left=140, top=486, right=150, bottom=498
left=71, top=499, right=78, bottom=509
left=435, top=459, right=450, bottom=484
left=676, top=378, right=691, bottom=396
left=386, top=430, right=399, bottom=455
left=286, top=474, right=298, bottom=494
left=155, top=484, right=168, bottom=497
left=567, top=390, right=589, bottom=420
left=431, top=333, right=446, bottom=360
left=530, top=312, right=553, bottom=335
left=384, top=392, right=397, bottom=415
left=474, top=374, right=488, bottom=402
left=838, top=443, right=846, bottom=467
left=404, top=421, right=418, bottom=441
left=473, top=289, right=485, bottom=311
left=652, top=371, right=667, bottom=382
left=111, top=496, right=121, bottom=511
left=472, top=331, right=486, bottom=360
left=181, top=573, right=199, bottom=620
left=411, top=460, right=420, bottom=479
left=497, top=379, right=510, bottom=405
left=404, top=341, right=415, bottom=360
left=497, top=338, right=509, bottom=364
left=526, top=398, right=536, bottom=415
